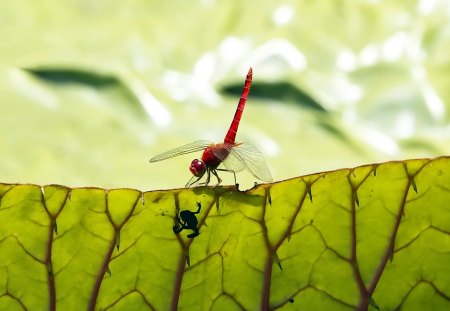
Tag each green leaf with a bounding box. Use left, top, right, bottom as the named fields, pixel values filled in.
left=1, top=157, right=450, bottom=310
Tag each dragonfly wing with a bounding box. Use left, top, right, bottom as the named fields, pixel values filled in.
left=204, top=142, right=246, bottom=173
left=149, top=140, right=212, bottom=162
left=209, top=143, right=245, bottom=172
left=209, top=143, right=232, bottom=160
left=221, top=150, right=246, bottom=172
left=230, top=143, right=273, bottom=182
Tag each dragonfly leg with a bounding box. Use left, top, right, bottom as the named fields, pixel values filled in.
left=215, top=168, right=238, bottom=189
left=195, top=169, right=211, bottom=187
left=205, top=169, right=211, bottom=186
left=211, top=170, right=222, bottom=187
left=186, top=175, right=203, bottom=187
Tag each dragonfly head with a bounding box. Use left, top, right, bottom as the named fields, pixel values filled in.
left=189, top=159, right=206, bottom=177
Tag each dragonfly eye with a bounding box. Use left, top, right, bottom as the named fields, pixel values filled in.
left=189, top=159, right=206, bottom=177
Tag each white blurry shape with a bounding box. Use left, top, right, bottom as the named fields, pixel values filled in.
left=360, top=127, right=399, bottom=155
left=217, top=37, right=307, bottom=81
left=219, top=36, right=252, bottom=65
left=323, top=76, right=363, bottom=107
left=263, top=138, right=279, bottom=157
left=359, top=44, right=380, bottom=66
left=272, top=5, right=295, bottom=26
left=244, top=39, right=307, bottom=73
left=336, top=50, right=357, bottom=71
left=417, top=0, right=437, bottom=15
left=382, top=32, right=407, bottom=62
left=337, top=79, right=363, bottom=103
left=411, top=65, right=445, bottom=122
left=393, top=112, right=415, bottom=138
left=194, top=52, right=216, bottom=79
left=405, top=34, right=425, bottom=62
left=122, top=72, right=171, bottom=127
left=9, top=68, right=58, bottom=109
left=162, top=70, right=191, bottom=102
left=420, top=84, right=445, bottom=121
left=162, top=54, right=220, bottom=109
left=192, top=53, right=221, bottom=106
left=381, top=32, right=424, bottom=63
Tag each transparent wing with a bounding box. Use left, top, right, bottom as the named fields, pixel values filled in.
left=226, top=143, right=273, bottom=182
left=149, top=140, right=212, bottom=162
left=221, top=146, right=246, bottom=173
left=209, top=143, right=233, bottom=161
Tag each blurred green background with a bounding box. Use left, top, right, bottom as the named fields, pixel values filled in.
left=1, top=0, right=449, bottom=190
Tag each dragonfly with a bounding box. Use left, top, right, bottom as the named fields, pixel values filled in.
left=149, top=68, right=272, bottom=187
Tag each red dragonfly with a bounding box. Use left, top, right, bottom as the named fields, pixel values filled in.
left=150, top=68, right=272, bottom=187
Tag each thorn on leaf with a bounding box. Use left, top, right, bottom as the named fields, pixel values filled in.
left=185, top=252, right=191, bottom=267
left=53, top=219, right=58, bottom=235
left=355, top=191, right=360, bottom=207
left=368, top=296, right=379, bottom=310
left=411, top=178, right=418, bottom=193
left=115, top=231, right=120, bottom=251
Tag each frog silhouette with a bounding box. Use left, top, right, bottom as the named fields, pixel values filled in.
left=173, top=202, right=201, bottom=238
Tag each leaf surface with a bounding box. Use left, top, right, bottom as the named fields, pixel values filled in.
left=1, top=157, right=450, bottom=310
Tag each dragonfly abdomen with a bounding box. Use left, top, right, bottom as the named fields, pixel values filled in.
left=224, top=68, right=253, bottom=145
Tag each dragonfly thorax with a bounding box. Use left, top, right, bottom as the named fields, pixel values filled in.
left=201, top=146, right=227, bottom=169
left=189, top=159, right=206, bottom=177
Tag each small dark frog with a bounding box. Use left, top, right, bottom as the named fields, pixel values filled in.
left=173, top=202, right=201, bottom=238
